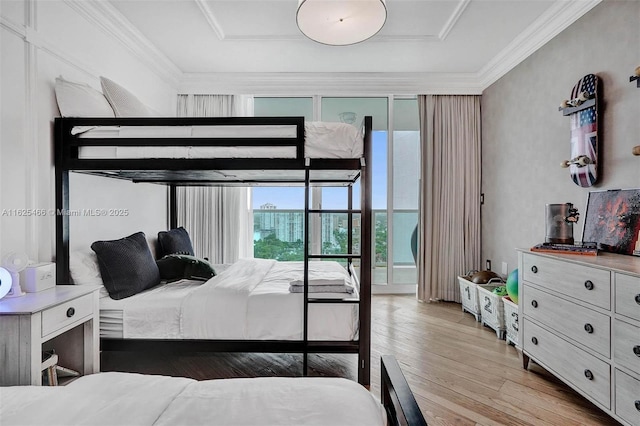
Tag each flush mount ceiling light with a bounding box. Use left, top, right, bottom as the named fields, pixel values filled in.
left=296, top=0, right=387, bottom=46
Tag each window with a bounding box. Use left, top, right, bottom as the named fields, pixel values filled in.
left=252, top=96, right=419, bottom=288
left=391, top=98, right=420, bottom=284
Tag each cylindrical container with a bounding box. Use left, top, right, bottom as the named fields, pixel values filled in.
left=545, top=203, right=575, bottom=244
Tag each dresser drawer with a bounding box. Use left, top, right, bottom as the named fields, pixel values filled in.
left=522, top=253, right=610, bottom=309
left=616, top=273, right=640, bottom=322
left=41, top=293, right=93, bottom=337
left=523, top=319, right=611, bottom=408
left=614, top=319, right=640, bottom=373
left=615, top=369, right=640, bottom=426
left=523, top=286, right=610, bottom=358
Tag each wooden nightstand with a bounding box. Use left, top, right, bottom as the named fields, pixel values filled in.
left=0, top=285, right=100, bottom=385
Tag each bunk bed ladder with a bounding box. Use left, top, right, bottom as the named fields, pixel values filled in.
left=302, top=116, right=372, bottom=386
left=302, top=172, right=362, bottom=377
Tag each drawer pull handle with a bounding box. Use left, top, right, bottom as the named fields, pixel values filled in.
left=633, top=345, right=640, bottom=357
left=531, top=265, right=538, bottom=273
left=531, top=337, right=538, bottom=345
left=584, top=280, right=594, bottom=291
left=584, top=323, right=594, bottom=334
left=531, top=300, right=538, bottom=308
left=635, top=294, right=640, bottom=305
left=584, top=369, right=593, bottom=380
left=635, top=400, right=640, bottom=412
left=66, top=307, right=75, bottom=318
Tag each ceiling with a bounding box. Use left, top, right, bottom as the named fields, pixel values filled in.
left=90, top=0, right=601, bottom=93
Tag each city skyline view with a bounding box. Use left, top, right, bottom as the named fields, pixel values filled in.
left=252, top=131, right=388, bottom=210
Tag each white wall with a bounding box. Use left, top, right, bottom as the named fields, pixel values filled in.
left=0, top=0, right=177, bottom=263
left=481, top=0, right=640, bottom=274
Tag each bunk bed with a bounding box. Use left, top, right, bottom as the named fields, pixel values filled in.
left=54, top=115, right=373, bottom=386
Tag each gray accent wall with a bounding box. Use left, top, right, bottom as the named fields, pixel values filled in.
left=481, top=0, right=640, bottom=275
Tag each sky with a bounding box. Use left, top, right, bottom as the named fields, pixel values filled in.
left=253, top=131, right=388, bottom=210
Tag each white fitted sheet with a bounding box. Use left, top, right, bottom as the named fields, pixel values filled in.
left=99, top=259, right=358, bottom=341
left=74, top=121, right=363, bottom=159
left=0, top=372, right=385, bottom=426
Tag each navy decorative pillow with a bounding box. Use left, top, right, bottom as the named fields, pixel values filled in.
left=91, top=231, right=160, bottom=300
left=156, top=254, right=216, bottom=282
left=157, top=227, right=194, bottom=258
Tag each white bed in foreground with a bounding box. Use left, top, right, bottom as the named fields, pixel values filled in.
left=0, top=372, right=384, bottom=426
left=0, top=356, right=428, bottom=426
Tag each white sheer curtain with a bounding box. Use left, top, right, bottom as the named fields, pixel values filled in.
left=175, top=94, right=254, bottom=263
left=417, top=95, right=481, bottom=302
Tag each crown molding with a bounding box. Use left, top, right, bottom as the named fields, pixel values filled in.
left=63, top=0, right=182, bottom=86
left=439, top=0, right=471, bottom=40
left=179, top=72, right=483, bottom=95
left=0, top=16, right=26, bottom=38
left=477, top=0, right=602, bottom=90
left=194, top=0, right=225, bottom=40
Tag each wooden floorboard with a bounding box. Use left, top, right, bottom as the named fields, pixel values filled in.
left=101, top=295, right=620, bottom=425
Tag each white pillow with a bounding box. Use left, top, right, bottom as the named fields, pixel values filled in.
left=54, top=77, right=115, bottom=118
left=70, top=250, right=110, bottom=297
left=100, top=76, right=154, bottom=117
left=69, top=250, right=103, bottom=286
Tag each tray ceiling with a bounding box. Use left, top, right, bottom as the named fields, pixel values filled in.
left=93, top=0, right=601, bottom=92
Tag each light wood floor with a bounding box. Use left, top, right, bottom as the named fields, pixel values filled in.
left=102, top=295, right=619, bottom=426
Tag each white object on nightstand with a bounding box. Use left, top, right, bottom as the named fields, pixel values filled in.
left=21, top=262, right=56, bottom=293
left=1, top=252, right=29, bottom=298
left=0, top=285, right=100, bottom=385
left=0, top=267, right=12, bottom=298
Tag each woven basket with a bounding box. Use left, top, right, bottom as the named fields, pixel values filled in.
left=502, top=296, right=519, bottom=346
left=477, top=284, right=506, bottom=339
left=458, top=276, right=482, bottom=321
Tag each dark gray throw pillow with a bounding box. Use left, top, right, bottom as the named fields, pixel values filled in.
left=91, top=231, right=161, bottom=300
left=156, top=254, right=216, bottom=282
left=157, top=227, right=194, bottom=258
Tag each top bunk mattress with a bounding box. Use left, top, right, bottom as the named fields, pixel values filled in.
left=74, top=121, right=363, bottom=159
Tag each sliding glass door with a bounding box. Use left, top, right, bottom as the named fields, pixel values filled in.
left=252, top=96, right=419, bottom=289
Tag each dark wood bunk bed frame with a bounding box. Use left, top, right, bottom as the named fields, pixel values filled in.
left=54, top=115, right=372, bottom=383
left=54, top=115, right=427, bottom=425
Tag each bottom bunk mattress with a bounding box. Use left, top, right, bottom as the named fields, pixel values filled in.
left=0, top=372, right=385, bottom=425
left=99, top=258, right=359, bottom=341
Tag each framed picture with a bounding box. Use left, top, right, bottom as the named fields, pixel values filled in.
left=582, top=189, right=640, bottom=255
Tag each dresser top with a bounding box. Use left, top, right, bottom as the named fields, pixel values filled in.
left=518, top=249, right=640, bottom=276
left=0, top=285, right=100, bottom=315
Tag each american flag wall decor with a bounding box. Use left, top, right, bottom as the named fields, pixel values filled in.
left=560, top=74, right=600, bottom=187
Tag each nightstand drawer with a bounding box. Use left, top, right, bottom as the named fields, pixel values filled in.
left=523, top=286, right=610, bottom=358
left=522, top=253, right=610, bottom=309
left=615, top=369, right=640, bottom=426
left=616, top=273, right=640, bottom=322
left=614, top=319, right=640, bottom=373
left=523, top=319, right=610, bottom=408
left=42, top=293, right=93, bottom=337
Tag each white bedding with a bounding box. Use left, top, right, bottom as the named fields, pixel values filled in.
left=75, top=121, right=364, bottom=159
left=99, top=259, right=359, bottom=341
left=0, top=372, right=385, bottom=426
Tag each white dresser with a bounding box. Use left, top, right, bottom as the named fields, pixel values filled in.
left=518, top=249, right=640, bottom=426
left=0, top=285, right=100, bottom=385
